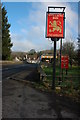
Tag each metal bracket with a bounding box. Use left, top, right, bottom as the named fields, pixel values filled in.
left=51, top=38, right=59, bottom=41
left=48, top=6, right=66, bottom=13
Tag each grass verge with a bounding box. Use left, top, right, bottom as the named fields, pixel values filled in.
left=41, top=65, right=80, bottom=103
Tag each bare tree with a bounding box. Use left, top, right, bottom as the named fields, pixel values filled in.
left=62, top=41, right=75, bottom=67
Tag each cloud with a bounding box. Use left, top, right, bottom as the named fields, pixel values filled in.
left=10, top=2, right=78, bottom=51
left=19, top=2, right=78, bottom=38
left=26, top=26, right=44, bottom=42
left=21, top=29, right=28, bottom=34
left=2, top=0, right=79, bottom=2
left=43, top=2, right=78, bottom=37
left=11, top=33, right=37, bottom=52
left=11, top=33, right=51, bottom=52
left=65, top=4, right=78, bottom=36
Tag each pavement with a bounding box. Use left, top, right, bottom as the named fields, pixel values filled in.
left=2, top=63, right=80, bottom=119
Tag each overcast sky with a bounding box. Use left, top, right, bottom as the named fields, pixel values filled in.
left=3, top=2, right=78, bottom=52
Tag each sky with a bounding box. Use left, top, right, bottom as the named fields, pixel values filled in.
left=3, top=2, right=78, bottom=52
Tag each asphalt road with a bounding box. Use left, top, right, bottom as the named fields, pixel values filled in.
left=0, top=64, right=2, bottom=120
left=2, top=63, right=80, bottom=119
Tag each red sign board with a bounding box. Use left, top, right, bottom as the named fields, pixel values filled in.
left=46, top=13, right=64, bottom=38
left=61, top=56, right=69, bottom=69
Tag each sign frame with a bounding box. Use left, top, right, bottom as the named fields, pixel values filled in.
left=46, top=12, right=65, bottom=39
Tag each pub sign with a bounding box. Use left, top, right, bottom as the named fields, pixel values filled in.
left=61, top=56, right=69, bottom=69
left=46, top=12, right=65, bottom=38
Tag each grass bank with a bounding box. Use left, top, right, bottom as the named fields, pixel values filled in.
left=0, top=60, right=23, bottom=65
left=42, top=65, right=80, bottom=102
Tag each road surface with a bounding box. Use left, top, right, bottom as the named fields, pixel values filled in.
left=2, top=63, right=80, bottom=119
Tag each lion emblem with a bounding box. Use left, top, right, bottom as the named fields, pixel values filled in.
left=49, top=20, right=62, bottom=33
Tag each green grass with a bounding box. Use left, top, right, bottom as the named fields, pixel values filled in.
left=42, top=65, right=80, bottom=102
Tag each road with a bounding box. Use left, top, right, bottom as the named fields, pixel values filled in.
left=2, top=63, right=80, bottom=119
left=0, top=64, right=2, bottom=120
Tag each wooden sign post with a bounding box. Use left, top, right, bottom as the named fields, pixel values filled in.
left=46, top=7, right=65, bottom=90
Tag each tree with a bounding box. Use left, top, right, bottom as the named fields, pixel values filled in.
left=2, top=6, right=13, bottom=60
left=29, top=49, right=36, bottom=55
left=77, top=36, right=80, bottom=66
left=0, top=4, right=2, bottom=60
left=62, top=41, right=75, bottom=67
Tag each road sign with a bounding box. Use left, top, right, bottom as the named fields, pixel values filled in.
left=61, top=56, right=69, bottom=69
left=46, top=13, right=65, bottom=38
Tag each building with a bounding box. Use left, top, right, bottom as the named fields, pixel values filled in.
left=41, top=54, right=57, bottom=63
